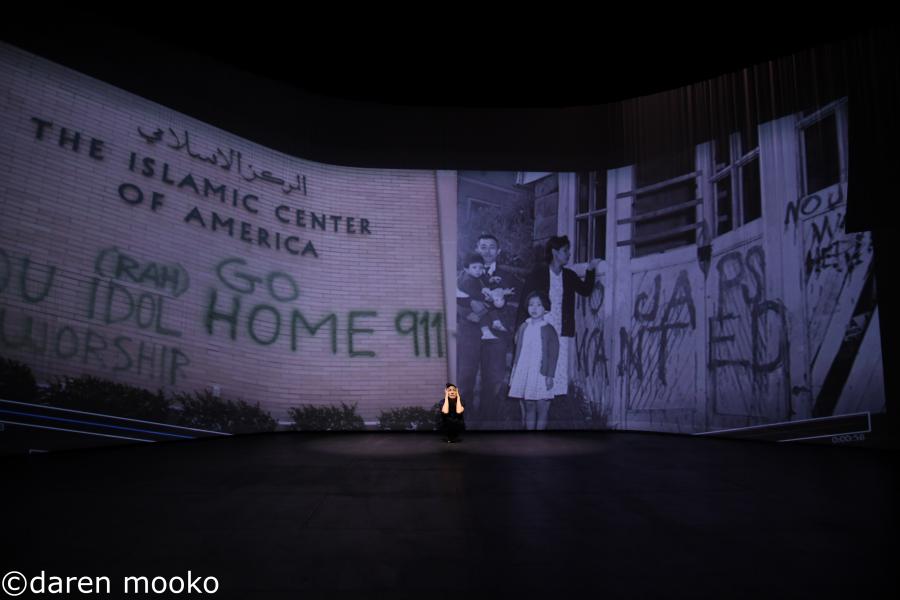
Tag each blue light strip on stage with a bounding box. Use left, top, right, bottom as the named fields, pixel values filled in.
left=0, top=420, right=153, bottom=443
left=0, top=399, right=231, bottom=436
left=0, top=409, right=195, bottom=439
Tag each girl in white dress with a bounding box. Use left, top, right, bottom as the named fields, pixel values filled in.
left=516, top=237, right=602, bottom=413
left=508, top=291, right=560, bottom=430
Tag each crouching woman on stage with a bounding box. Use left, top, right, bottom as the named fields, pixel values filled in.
left=440, top=383, right=465, bottom=443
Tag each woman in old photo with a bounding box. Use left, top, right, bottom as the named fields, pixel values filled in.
left=516, top=236, right=601, bottom=415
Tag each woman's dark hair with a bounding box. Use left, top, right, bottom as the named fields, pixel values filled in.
left=545, top=235, right=571, bottom=263
left=524, top=290, right=551, bottom=312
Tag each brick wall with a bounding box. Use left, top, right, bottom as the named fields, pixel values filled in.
left=0, top=43, right=449, bottom=423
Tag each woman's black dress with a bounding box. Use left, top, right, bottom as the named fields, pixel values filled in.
left=441, top=397, right=465, bottom=442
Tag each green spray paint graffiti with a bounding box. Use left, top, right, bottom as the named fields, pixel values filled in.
left=0, top=247, right=192, bottom=384
left=94, top=247, right=190, bottom=297
left=204, top=258, right=376, bottom=356
left=86, top=248, right=186, bottom=337
left=205, top=258, right=443, bottom=358
left=0, top=249, right=57, bottom=304
left=0, top=307, right=190, bottom=385
left=87, top=280, right=183, bottom=337
left=395, top=311, right=444, bottom=358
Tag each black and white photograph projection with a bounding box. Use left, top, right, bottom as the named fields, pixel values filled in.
left=456, top=99, right=886, bottom=436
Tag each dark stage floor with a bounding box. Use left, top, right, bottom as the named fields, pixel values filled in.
left=3, top=432, right=895, bottom=599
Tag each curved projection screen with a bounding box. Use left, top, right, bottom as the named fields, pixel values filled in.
left=0, top=42, right=886, bottom=452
